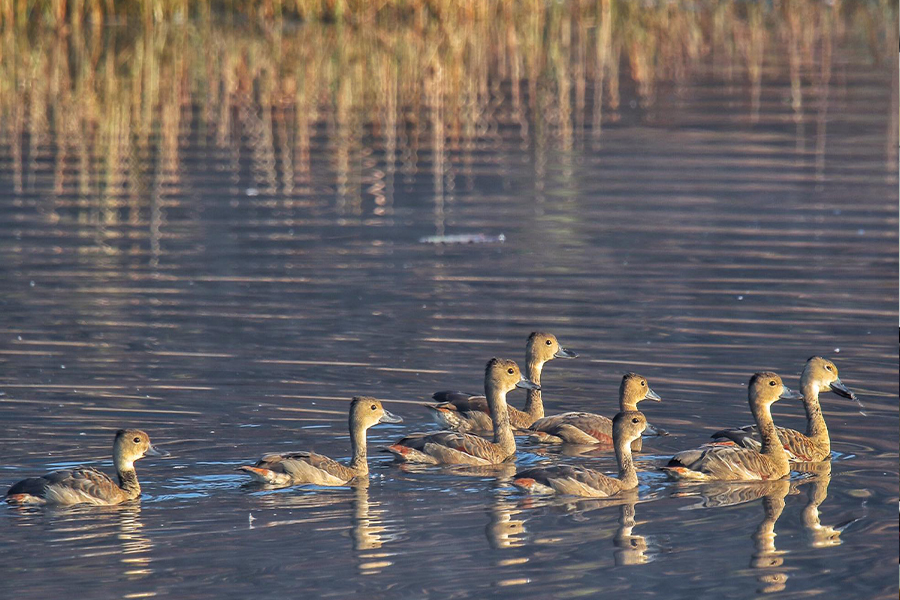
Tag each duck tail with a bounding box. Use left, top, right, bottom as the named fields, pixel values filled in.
left=236, top=466, right=279, bottom=484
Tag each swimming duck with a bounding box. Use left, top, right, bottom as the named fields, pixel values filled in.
left=710, top=356, right=856, bottom=462
left=512, top=411, right=647, bottom=497
left=528, top=372, right=661, bottom=450
left=385, top=358, right=539, bottom=465
left=238, top=396, right=402, bottom=487
left=5, top=429, right=167, bottom=506
left=663, top=372, right=802, bottom=481
left=427, top=332, right=576, bottom=432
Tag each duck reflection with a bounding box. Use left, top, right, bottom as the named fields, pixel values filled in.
left=349, top=482, right=392, bottom=551
left=674, top=480, right=791, bottom=594
left=509, top=487, right=656, bottom=565
left=350, top=482, right=397, bottom=575
left=612, top=493, right=651, bottom=566
left=794, top=462, right=853, bottom=549
left=115, top=504, right=154, bottom=580
left=486, top=491, right=527, bottom=550
left=245, top=481, right=399, bottom=573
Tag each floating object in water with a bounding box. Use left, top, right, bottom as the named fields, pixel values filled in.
left=419, top=233, right=505, bottom=244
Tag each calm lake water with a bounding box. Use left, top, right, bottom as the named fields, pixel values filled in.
left=0, top=2, right=897, bottom=598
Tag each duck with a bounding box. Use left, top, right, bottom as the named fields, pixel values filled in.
left=427, top=332, right=576, bottom=432
left=5, top=429, right=168, bottom=506
left=237, top=396, right=402, bottom=487
left=710, top=356, right=856, bottom=462
left=385, top=358, right=539, bottom=465
left=512, top=410, right=647, bottom=497
left=663, top=372, right=802, bottom=481
left=528, top=372, right=662, bottom=450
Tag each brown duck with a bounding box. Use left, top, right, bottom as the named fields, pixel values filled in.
left=663, top=372, right=802, bottom=481
left=386, top=358, right=539, bottom=465
left=6, top=429, right=167, bottom=506
left=237, top=397, right=402, bottom=487
left=512, top=411, right=647, bottom=497
left=528, top=372, right=663, bottom=450
left=427, top=332, right=575, bottom=432
left=710, top=357, right=856, bottom=462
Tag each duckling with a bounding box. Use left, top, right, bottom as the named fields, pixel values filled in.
left=710, top=356, right=856, bottom=462
left=5, top=429, right=167, bottom=506
left=385, top=358, right=539, bottom=465
left=427, top=332, right=576, bottom=432
left=238, top=396, right=402, bottom=487
left=663, top=372, right=803, bottom=481
left=512, top=411, right=647, bottom=497
left=528, top=372, right=662, bottom=450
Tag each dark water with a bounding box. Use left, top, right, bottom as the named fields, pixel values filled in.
left=0, top=3, right=897, bottom=598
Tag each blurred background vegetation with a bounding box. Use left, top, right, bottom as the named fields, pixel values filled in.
left=1, top=0, right=896, bottom=208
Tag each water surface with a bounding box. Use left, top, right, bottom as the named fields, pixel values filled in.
left=0, top=2, right=897, bottom=598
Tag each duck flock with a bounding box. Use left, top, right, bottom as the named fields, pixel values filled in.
left=5, top=332, right=857, bottom=506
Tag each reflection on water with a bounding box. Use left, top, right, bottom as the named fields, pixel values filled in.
left=749, top=481, right=791, bottom=594
left=115, top=505, right=155, bottom=580
left=613, top=498, right=651, bottom=567
left=0, top=0, right=897, bottom=598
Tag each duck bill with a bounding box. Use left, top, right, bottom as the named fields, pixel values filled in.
left=145, top=445, right=169, bottom=457
left=779, top=385, right=803, bottom=400
left=379, top=409, right=403, bottom=424
left=642, top=422, right=668, bottom=437
left=554, top=347, right=578, bottom=359
left=644, top=387, right=662, bottom=402
left=516, top=377, right=541, bottom=391
left=829, top=378, right=857, bottom=401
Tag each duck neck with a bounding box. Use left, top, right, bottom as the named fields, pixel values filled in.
left=523, top=359, right=544, bottom=419
left=487, top=383, right=516, bottom=456
left=348, top=422, right=369, bottom=475
left=614, top=437, right=639, bottom=489
left=619, top=393, right=638, bottom=412
left=115, top=458, right=141, bottom=500
left=801, top=381, right=829, bottom=447
left=751, top=399, right=787, bottom=466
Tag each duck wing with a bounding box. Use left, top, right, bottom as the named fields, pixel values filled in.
left=254, top=451, right=354, bottom=484
left=388, top=431, right=505, bottom=464
left=8, top=467, right=126, bottom=505
left=665, top=445, right=784, bottom=481
left=430, top=391, right=488, bottom=412
left=529, top=412, right=614, bottom=444
left=514, top=465, right=621, bottom=497
left=709, top=426, right=821, bottom=461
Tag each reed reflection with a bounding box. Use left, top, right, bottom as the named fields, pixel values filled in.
left=1, top=1, right=894, bottom=224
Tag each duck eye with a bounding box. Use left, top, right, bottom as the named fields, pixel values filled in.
left=769, top=380, right=777, bottom=386
left=133, top=437, right=141, bottom=443
left=507, top=368, right=515, bottom=375
left=545, top=340, right=552, bottom=345
left=640, top=381, right=645, bottom=386
left=825, top=365, right=832, bottom=371
left=632, top=418, right=640, bottom=423
left=370, top=405, right=377, bottom=410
